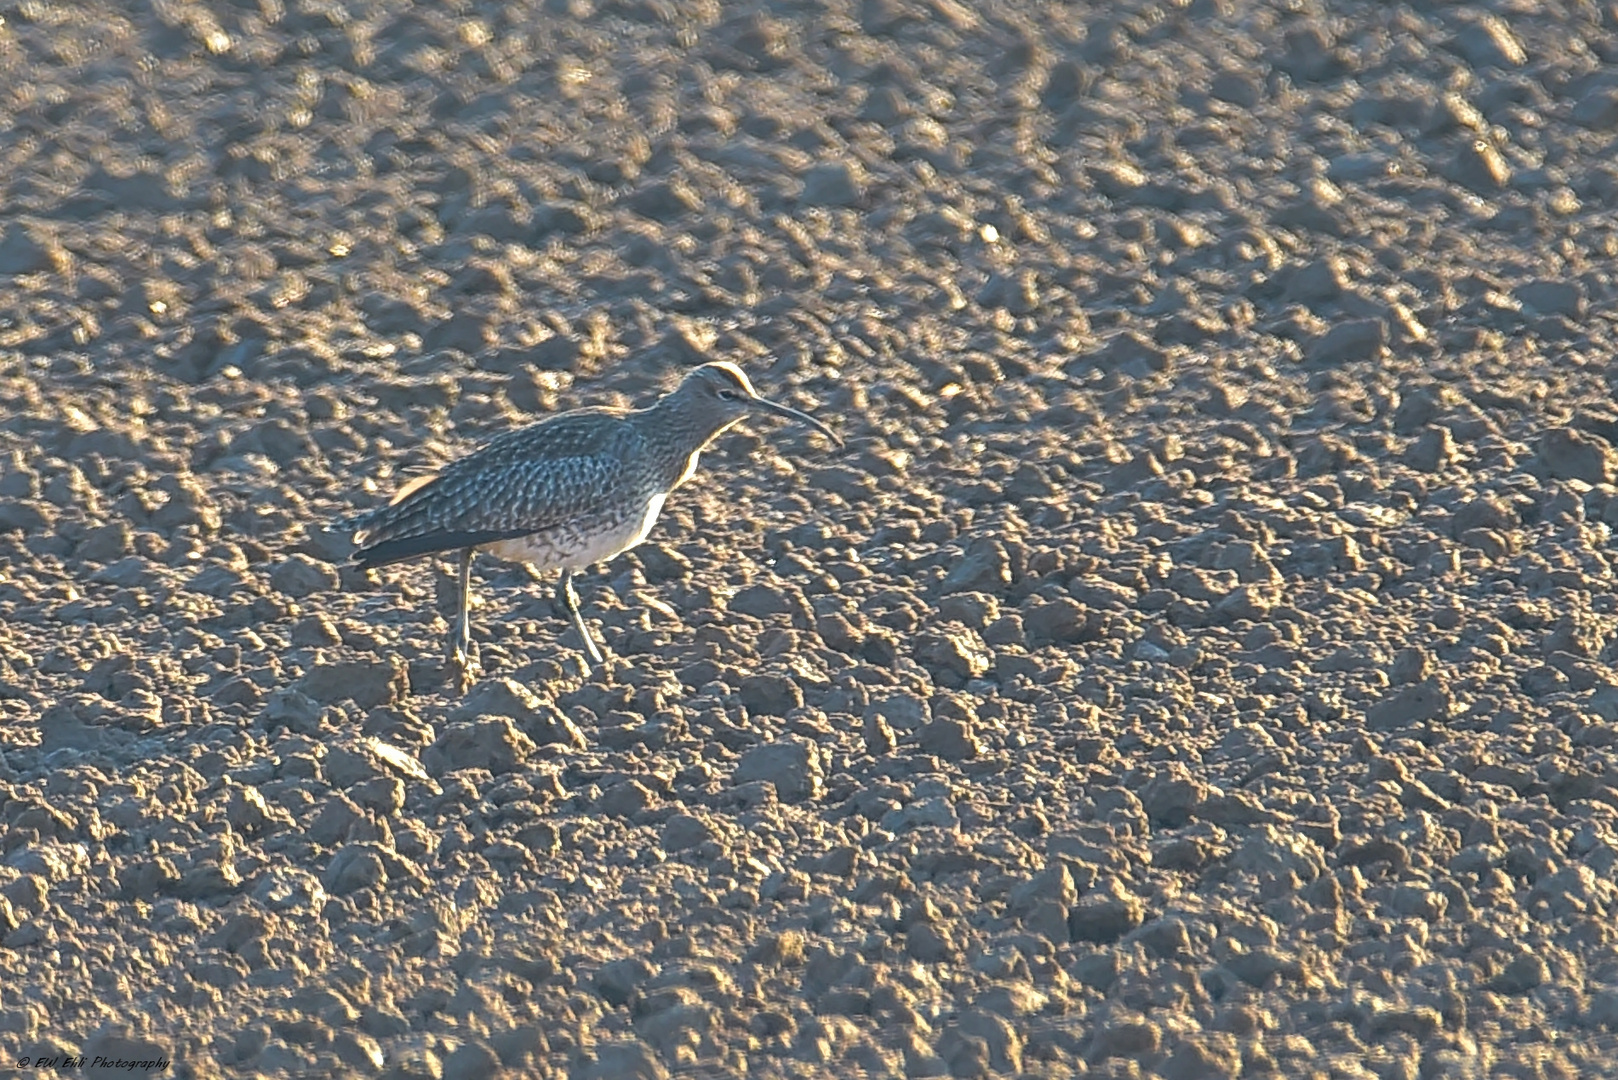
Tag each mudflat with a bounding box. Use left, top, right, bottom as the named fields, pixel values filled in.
left=4, top=1, right=1618, bottom=1077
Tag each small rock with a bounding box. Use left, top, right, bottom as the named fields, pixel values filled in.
left=913, top=628, right=992, bottom=682
left=1487, top=952, right=1548, bottom=994
left=1067, top=894, right=1145, bottom=944
left=1088, top=1012, right=1160, bottom=1060
left=801, top=160, right=866, bottom=207
left=739, top=672, right=804, bottom=717
left=905, top=923, right=953, bottom=962
left=573, top=1040, right=669, bottom=1080
left=1159, top=1033, right=1241, bottom=1080
left=442, top=1041, right=501, bottom=1080
left=1306, top=318, right=1387, bottom=364
left=1231, top=825, right=1326, bottom=890
left=270, top=554, right=340, bottom=599
left=299, top=659, right=408, bottom=710
left=733, top=737, right=824, bottom=802
left=1448, top=139, right=1511, bottom=193
left=1010, top=863, right=1076, bottom=913
left=939, top=537, right=1011, bottom=595
left=1452, top=15, right=1527, bottom=68
left=422, top=717, right=536, bottom=775
left=1514, top=279, right=1586, bottom=319
left=82, top=1030, right=170, bottom=1079
left=451, top=678, right=586, bottom=749
left=917, top=717, right=983, bottom=761
left=1573, top=86, right=1618, bottom=130
left=1021, top=597, right=1091, bottom=646
left=1365, top=679, right=1452, bottom=730
left=1539, top=427, right=1616, bottom=485
left=1140, top=773, right=1208, bottom=828
left=862, top=712, right=896, bottom=755
left=1405, top=426, right=1457, bottom=472
left=595, top=957, right=657, bottom=1007
left=598, top=780, right=656, bottom=819
left=662, top=813, right=715, bottom=851
left=322, top=843, right=387, bottom=895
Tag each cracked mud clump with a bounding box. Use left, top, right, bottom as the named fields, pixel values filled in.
left=5, top=1, right=1618, bottom=1077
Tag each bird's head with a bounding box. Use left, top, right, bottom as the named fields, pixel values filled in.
left=673, top=361, right=843, bottom=447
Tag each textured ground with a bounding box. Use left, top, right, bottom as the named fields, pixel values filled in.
left=4, top=0, right=1618, bottom=1077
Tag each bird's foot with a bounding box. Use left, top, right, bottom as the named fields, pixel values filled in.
left=448, top=638, right=481, bottom=693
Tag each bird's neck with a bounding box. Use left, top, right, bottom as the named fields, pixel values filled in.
left=635, top=402, right=736, bottom=492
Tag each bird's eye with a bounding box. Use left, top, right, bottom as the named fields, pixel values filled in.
left=716, top=388, right=738, bottom=401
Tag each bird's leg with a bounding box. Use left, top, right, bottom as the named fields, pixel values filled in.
left=558, top=569, right=605, bottom=669
left=448, top=547, right=480, bottom=691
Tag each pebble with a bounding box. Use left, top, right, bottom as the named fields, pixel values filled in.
left=913, top=629, right=992, bottom=682
left=1451, top=15, right=1527, bottom=68
left=800, top=161, right=866, bottom=208
left=1539, top=427, right=1616, bottom=485
left=917, top=717, right=983, bottom=762
left=298, top=658, right=408, bottom=711
left=421, top=718, right=535, bottom=775
left=1365, top=679, right=1453, bottom=730
left=733, top=737, right=824, bottom=803
left=1067, top=895, right=1145, bottom=944
left=270, top=554, right=340, bottom=598
left=577, top=1041, right=669, bottom=1080
left=862, top=712, right=896, bottom=756
left=1306, top=318, right=1387, bottom=364
left=451, top=678, right=586, bottom=749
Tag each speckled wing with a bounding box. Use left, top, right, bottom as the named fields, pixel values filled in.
left=348, top=409, right=644, bottom=569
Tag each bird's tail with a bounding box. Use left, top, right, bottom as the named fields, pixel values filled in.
left=332, top=472, right=442, bottom=545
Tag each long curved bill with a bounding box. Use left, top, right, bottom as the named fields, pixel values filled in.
left=752, top=396, right=844, bottom=448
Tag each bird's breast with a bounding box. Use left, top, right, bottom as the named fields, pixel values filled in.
left=483, top=491, right=670, bottom=571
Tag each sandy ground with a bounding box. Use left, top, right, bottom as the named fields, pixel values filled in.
left=5, top=0, right=1618, bottom=1077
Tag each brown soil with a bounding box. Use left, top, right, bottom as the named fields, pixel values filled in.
left=4, top=1, right=1618, bottom=1078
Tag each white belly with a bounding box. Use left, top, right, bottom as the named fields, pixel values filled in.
left=483, top=493, right=668, bottom=571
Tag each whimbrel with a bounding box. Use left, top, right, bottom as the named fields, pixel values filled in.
left=341, top=362, right=841, bottom=689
